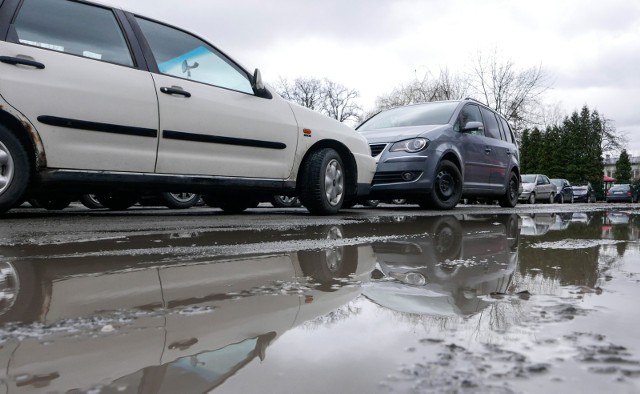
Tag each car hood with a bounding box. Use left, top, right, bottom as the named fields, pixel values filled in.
left=358, top=125, right=446, bottom=144
left=521, top=182, right=535, bottom=189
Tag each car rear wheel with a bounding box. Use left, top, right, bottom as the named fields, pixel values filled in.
left=548, top=192, right=555, bottom=204
left=498, top=171, right=519, bottom=208
left=299, top=148, right=345, bottom=215
left=420, top=160, right=462, bottom=210
left=160, top=192, right=201, bottom=209
left=270, top=195, right=300, bottom=208
left=29, top=196, right=72, bottom=210
left=79, top=194, right=103, bottom=209
left=95, top=193, right=139, bottom=210
left=0, top=126, right=31, bottom=214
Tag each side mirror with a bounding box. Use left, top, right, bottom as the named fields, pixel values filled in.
left=462, top=121, right=484, bottom=133
left=252, top=68, right=272, bottom=99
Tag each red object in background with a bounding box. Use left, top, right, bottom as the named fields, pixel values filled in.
left=603, top=175, right=615, bottom=182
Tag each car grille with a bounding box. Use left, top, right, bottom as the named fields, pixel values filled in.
left=369, top=143, right=387, bottom=157
left=372, top=171, right=421, bottom=184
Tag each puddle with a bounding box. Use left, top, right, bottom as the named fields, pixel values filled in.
left=0, top=210, right=638, bottom=393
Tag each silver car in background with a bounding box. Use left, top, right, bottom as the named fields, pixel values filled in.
left=519, top=174, right=556, bottom=204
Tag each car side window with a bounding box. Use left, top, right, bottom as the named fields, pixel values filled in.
left=12, top=0, right=133, bottom=66
left=136, top=17, right=253, bottom=94
left=499, top=117, right=515, bottom=144
left=455, top=105, right=484, bottom=136
left=479, top=108, right=501, bottom=140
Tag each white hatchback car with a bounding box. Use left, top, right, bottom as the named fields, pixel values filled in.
left=0, top=0, right=375, bottom=214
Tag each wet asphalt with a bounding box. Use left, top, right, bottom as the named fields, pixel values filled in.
left=0, top=202, right=639, bottom=393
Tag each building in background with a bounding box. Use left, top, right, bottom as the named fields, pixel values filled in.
left=604, top=155, right=640, bottom=181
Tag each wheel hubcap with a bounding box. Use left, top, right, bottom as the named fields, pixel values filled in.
left=324, top=226, right=344, bottom=272
left=0, top=141, right=15, bottom=195
left=324, top=159, right=344, bottom=206
left=170, top=192, right=197, bottom=203
left=436, top=170, right=454, bottom=198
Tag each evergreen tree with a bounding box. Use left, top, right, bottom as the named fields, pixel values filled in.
left=615, top=149, right=632, bottom=184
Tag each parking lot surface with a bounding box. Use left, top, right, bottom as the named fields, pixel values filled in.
left=0, top=203, right=639, bottom=393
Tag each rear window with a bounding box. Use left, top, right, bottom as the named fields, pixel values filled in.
left=358, top=102, right=458, bottom=131
left=609, top=185, right=630, bottom=191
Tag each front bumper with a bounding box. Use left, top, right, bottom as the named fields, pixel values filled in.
left=518, top=191, right=533, bottom=201
left=368, top=152, right=439, bottom=198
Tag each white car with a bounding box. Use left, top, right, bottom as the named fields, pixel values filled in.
left=0, top=0, right=375, bottom=215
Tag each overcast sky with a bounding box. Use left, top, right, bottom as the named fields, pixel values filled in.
left=111, top=0, right=640, bottom=157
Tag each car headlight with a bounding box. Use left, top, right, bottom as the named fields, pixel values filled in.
left=389, top=138, right=429, bottom=153
left=389, top=271, right=427, bottom=286
left=522, top=185, right=534, bottom=192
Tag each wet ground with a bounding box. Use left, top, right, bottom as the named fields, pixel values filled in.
left=0, top=203, right=639, bottom=393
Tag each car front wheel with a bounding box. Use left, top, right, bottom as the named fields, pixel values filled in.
left=299, top=148, right=345, bottom=215
left=528, top=192, right=536, bottom=204
left=419, top=160, right=462, bottom=210
left=0, top=125, right=31, bottom=214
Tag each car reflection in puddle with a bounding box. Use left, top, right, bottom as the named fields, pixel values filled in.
left=363, top=214, right=520, bottom=317
left=0, top=227, right=376, bottom=393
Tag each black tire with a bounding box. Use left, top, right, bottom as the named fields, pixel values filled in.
left=419, top=160, right=462, bottom=210
left=299, top=148, right=345, bottom=215
left=548, top=192, right=555, bottom=204
left=95, top=193, right=139, bottom=210
left=0, top=125, right=31, bottom=214
left=0, top=262, right=43, bottom=324
left=430, top=215, right=463, bottom=262
left=498, top=172, right=519, bottom=208
left=528, top=192, right=536, bottom=204
left=203, top=194, right=256, bottom=213
left=160, top=192, right=201, bottom=209
left=79, top=194, right=103, bottom=209
left=361, top=199, right=380, bottom=207
left=298, top=226, right=357, bottom=292
left=31, top=196, right=72, bottom=210
left=270, top=195, right=300, bottom=208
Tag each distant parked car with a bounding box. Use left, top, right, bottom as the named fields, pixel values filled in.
left=550, top=179, right=573, bottom=203
left=572, top=182, right=596, bottom=203
left=357, top=99, right=521, bottom=210
left=606, top=184, right=638, bottom=203
left=519, top=174, right=556, bottom=204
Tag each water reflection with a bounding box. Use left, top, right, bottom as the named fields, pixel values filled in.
left=364, top=214, right=520, bottom=317
left=0, top=228, right=376, bottom=393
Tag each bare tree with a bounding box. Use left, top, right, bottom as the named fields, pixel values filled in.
left=322, top=79, right=363, bottom=124
left=600, top=116, right=627, bottom=155
left=275, top=77, right=363, bottom=124
left=373, top=68, right=469, bottom=112
left=276, top=77, right=324, bottom=111
left=469, top=50, right=551, bottom=131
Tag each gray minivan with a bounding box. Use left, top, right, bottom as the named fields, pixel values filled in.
left=358, top=99, right=520, bottom=210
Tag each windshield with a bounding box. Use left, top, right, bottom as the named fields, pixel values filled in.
left=358, top=102, right=459, bottom=131
left=521, top=175, right=536, bottom=183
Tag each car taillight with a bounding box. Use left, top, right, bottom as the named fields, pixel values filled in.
left=627, top=192, right=632, bottom=196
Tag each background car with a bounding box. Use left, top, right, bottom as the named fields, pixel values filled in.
left=551, top=178, right=574, bottom=203
left=606, top=184, right=638, bottom=203
left=358, top=99, right=521, bottom=210
left=519, top=174, right=556, bottom=204
left=572, top=182, right=596, bottom=203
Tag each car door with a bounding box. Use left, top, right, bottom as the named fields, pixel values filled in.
left=0, top=0, right=159, bottom=172
left=479, top=107, right=511, bottom=191
left=456, top=104, right=491, bottom=189
left=537, top=175, right=553, bottom=199
left=133, top=17, right=299, bottom=178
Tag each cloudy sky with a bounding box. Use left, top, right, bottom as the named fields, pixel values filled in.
left=111, top=0, right=640, bottom=156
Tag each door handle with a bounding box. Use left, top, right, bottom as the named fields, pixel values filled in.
left=506, top=149, right=511, bottom=155
left=0, top=56, right=45, bottom=69
left=160, top=86, right=191, bottom=98
left=484, top=148, right=492, bottom=154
